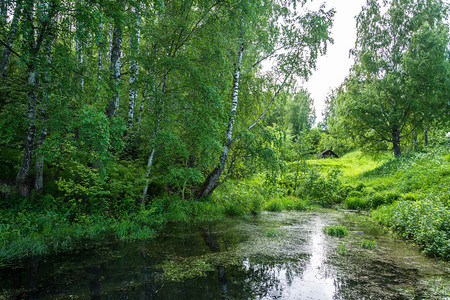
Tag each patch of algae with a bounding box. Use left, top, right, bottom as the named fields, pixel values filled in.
left=158, top=211, right=315, bottom=282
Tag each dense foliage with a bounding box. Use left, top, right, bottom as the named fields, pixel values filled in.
left=0, top=0, right=448, bottom=262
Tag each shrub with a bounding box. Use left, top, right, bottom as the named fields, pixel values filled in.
left=214, top=180, right=266, bottom=216
left=298, top=169, right=345, bottom=207
left=369, top=191, right=400, bottom=209
left=344, top=196, right=370, bottom=210
left=266, top=200, right=284, bottom=212
left=373, top=198, right=449, bottom=259
left=287, top=197, right=309, bottom=211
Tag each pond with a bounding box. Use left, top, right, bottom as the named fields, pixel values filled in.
left=1, top=210, right=448, bottom=299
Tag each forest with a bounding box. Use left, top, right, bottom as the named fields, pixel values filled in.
left=0, top=0, right=449, bottom=295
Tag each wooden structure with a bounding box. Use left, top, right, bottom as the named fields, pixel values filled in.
left=317, top=147, right=339, bottom=159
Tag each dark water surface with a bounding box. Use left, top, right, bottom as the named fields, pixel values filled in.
left=1, top=211, right=448, bottom=299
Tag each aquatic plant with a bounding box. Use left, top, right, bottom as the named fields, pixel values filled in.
left=323, top=225, right=349, bottom=237
left=336, top=243, right=348, bottom=255
left=265, top=226, right=284, bottom=238
left=358, top=239, right=376, bottom=249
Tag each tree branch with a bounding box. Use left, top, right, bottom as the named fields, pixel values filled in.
left=399, top=118, right=424, bottom=139
left=0, top=39, right=22, bottom=59
left=231, top=71, right=292, bottom=145
left=241, top=46, right=284, bottom=75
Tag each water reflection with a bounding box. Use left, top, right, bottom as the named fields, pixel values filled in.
left=199, top=225, right=228, bottom=299
left=0, top=212, right=446, bottom=299
left=231, top=216, right=336, bottom=299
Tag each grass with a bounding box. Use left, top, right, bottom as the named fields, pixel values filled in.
left=0, top=195, right=224, bottom=265
left=214, top=146, right=449, bottom=259
left=311, top=146, right=449, bottom=259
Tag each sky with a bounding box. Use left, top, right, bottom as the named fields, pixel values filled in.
left=302, top=0, right=367, bottom=123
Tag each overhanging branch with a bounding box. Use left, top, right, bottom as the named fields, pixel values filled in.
left=231, top=71, right=292, bottom=145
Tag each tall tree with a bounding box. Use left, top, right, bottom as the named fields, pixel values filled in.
left=106, top=18, right=123, bottom=120
left=127, top=5, right=140, bottom=130
left=16, top=0, right=58, bottom=196
left=197, top=0, right=334, bottom=198
left=339, top=0, right=449, bottom=157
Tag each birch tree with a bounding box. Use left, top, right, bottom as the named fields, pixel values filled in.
left=16, top=0, right=58, bottom=196
left=197, top=0, right=334, bottom=198
left=0, top=0, right=22, bottom=77
left=106, top=21, right=122, bottom=120
left=75, top=0, right=84, bottom=90
left=139, top=0, right=228, bottom=204
left=127, top=6, right=140, bottom=130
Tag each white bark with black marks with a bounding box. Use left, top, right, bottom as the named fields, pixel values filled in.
left=17, top=67, right=37, bottom=196
left=197, top=41, right=244, bottom=198
left=35, top=38, right=52, bottom=191
left=141, top=71, right=167, bottom=205
left=76, top=0, right=84, bottom=90
left=106, top=23, right=122, bottom=120
left=127, top=7, right=140, bottom=130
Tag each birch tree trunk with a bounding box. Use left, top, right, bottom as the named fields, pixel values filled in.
left=106, top=23, right=122, bottom=120
left=97, top=22, right=102, bottom=90
left=0, top=0, right=22, bottom=77
left=136, top=93, right=146, bottom=135
left=127, top=8, right=140, bottom=130
left=34, top=38, right=52, bottom=191
left=141, top=72, right=167, bottom=205
left=196, top=41, right=244, bottom=199
left=108, top=23, right=112, bottom=60
left=136, top=70, right=152, bottom=135
left=16, top=0, right=56, bottom=196
left=17, top=65, right=37, bottom=196
left=75, top=0, right=84, bottom=90
left=34, top=128, right=47, bottom=191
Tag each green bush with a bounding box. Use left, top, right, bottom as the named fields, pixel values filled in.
left=298, top=169, right=345, bottom=207
left=284, top=197, right=309, bottom=211
left=344, top=196, right=370, bottom=210
left=373, top=198, right=449, bottom=259
left=266, top=199, right=284, bottom=212
left=369, top=191, right=400, bottom=209
left=347, top=190, right=362, bottom=198
left=214, top=180, right=265, bottom=216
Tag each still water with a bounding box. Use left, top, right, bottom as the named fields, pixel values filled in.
left=1, top=211, right=448, bottom=299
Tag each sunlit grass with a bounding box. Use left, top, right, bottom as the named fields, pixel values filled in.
left=307, top=150, right=390, bottom=179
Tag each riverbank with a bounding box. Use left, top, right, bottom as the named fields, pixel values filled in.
left=0, top=146, right=448, bottom=265
left=1, top=210, right=448, bottom=299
